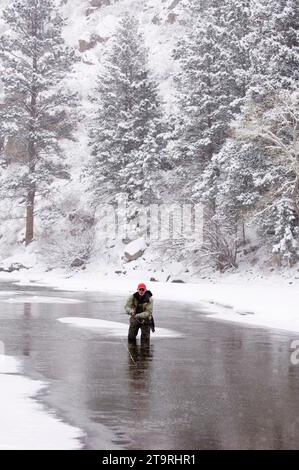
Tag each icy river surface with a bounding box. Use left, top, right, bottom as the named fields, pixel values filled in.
left=0, top=280, right=299, bottom=450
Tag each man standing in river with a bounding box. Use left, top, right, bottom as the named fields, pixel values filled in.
left=125, top=283, right=154, bottom=343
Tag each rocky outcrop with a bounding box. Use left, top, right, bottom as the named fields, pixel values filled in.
left=0, top=263, right=29, bottom=272
left=151, top=15, right=161, bottom=25
left=70, top=258, right=85, bottom=268
left=79, top=34, right=108, bottom=52
left=86, top=0, right=112, bottom=16
left=90, top=0, right=111, bottom=7
left=167, top=13, right=177, bottom=24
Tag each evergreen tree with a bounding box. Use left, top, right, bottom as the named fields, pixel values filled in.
left=201, top=140, right=264, bottom=239
left=235, top=0, right=299, bottom=264
left=222, top=0, right=251, bottom=111
left=247, top=0, right=299, bottom=100
left=88, top=13, right=165, bottom=206
left=194, top=139, right=267, bottom=269
left=269, top=198, right=298, bottom=267
left=173, top=1, right=230, bottom=170
left=171, top=0, right=252, bottom=269
left=172, top=0, right=252, bottom=223
left=0, top=0, right=78, bottom=245
left=197, top=0, right=299, bottom=268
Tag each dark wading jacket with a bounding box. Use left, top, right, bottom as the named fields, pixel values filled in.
left=125, top=290, right=154, bottom=321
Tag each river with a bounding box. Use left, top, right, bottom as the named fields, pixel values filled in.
left=0, top=280, right=299, bottom=450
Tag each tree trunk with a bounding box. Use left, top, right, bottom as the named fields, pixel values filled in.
left=25, top=188, right=35, bottom=246
left=25, top=43, right=37, bottom=246
left=202, top=198, right=217, bottom=249
left=292, top=173, right=299, bottom=218
left=241, top=212, right=246, bottom=246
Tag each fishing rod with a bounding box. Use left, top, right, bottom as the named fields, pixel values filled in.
left=104, top=303, right=137, bottom=366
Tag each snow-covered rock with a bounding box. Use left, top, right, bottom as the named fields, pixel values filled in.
left=124, top=237, right=147, bottom=261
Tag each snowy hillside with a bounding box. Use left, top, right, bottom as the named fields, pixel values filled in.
left=0, top=0, right=298, bottom=280
left=60, top=0, right=184, bottom=109
left=0, top=0, right=182, bottom=267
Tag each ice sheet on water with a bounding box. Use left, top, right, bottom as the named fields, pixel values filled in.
left=58, top=317, right=184, bottom=338
left=1, top=296, right=83, bottom=304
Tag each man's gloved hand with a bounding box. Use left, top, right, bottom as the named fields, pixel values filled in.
left=130, top=308, right=136, bottom=316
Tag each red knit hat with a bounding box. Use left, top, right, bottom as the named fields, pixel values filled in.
left=137, top=283, right=146, bottom=291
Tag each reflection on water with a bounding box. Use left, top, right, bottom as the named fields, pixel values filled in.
left=126, top=342, right=153, bottom=433
left=128, top=341, right=153, bottom=367
left=0, top=283, right=299, bottom=449
left=128, top=342, right=153, bottom=401
left=22, top=303, right=32, bottom=357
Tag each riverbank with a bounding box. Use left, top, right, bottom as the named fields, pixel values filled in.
left=1, top=263, right=299, bottom=336
left=0, top=354, right=82, bottom=450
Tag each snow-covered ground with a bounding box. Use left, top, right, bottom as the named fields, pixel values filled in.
left=0, top=354, right=82, bottom=450
left=1, top=261, right=299, bottom=336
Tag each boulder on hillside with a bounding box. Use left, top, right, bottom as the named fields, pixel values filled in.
left=79, top=34, right=108, bottom=52
left=86, top=0, right=111, bottom=16
left=70, top=258, right=85, bottom=268
left=167, top=13, right=177, bottom=24
left=90, top=0, right=111, bottom=6
left=124, top=237, right=146, bottom=262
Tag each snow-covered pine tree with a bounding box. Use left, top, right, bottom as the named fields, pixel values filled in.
left=188, top=0, right=252, bottom=193
left=234, top=0, right=299, bottom=265
left=197, top=1, right=253, bottom=265
left=171, top=0, right=252, bottom=269
left=222, top=0, right=251, bottom=113
left=247, top=0, right=299, bottom=100
left=204, top=139, right=275, bottom=262
left=88, top=13, right=165, bottom=206
left=172, top=0, right=229, bottom=263
left=173, top=0, right=236, bottom=175
left=0, top=0, right=78, bottom=246
left=269, top=198, right=298, bottom=267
